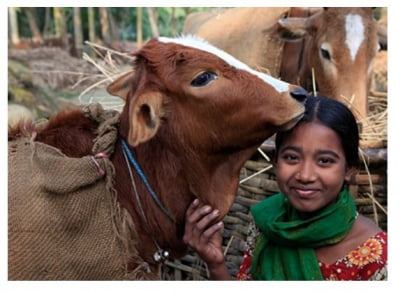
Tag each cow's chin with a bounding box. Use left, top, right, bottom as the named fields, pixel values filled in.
left=216, top=200, right=235, bottom=221
left=279, top=112, right=304, bottom=131
left=200, top=190, right=237, bottom=222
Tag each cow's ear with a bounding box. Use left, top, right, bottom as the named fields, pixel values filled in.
left=127, top=91, right=164, bottom=147
left=107, top=71, right=135, bottom=100
left=265, top=17, right=308, bottom=41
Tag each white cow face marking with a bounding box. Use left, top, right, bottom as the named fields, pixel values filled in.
left=158, top=35, right=290, bottom=93
left=345, top=14, right=365, bottom=61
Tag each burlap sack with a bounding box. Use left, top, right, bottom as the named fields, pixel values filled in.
left=8, top=104, right=156, bottom=280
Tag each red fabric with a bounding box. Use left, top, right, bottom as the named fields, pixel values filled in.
left=237, top=231, right=387, bottom=280
left=237, top=248, right=254, bottom=281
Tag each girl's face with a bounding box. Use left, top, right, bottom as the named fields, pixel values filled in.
left=275, top=122, right=355, bottom=215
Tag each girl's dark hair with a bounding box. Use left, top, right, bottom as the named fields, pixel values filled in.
left=275, top=95, right=360, bottom=168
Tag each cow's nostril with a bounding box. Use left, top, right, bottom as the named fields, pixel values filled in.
left=290, top=87, right=309, bottom=103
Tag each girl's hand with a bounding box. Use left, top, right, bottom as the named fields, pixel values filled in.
left=183, top=199, right=225, bottom=266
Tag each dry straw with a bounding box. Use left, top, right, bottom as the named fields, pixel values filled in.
left=78, top=41, right=135, bottom=111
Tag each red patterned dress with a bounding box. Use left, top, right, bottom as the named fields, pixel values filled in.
left=236, top=223, right=387, bottom=281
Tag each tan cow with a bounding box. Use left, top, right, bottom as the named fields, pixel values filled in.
left=183, top=7, right=386, bottom=121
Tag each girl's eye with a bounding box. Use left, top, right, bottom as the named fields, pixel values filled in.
left=282, top=153, right=299, bottom=162
left=318, top=157, right=335, bottom=165
left=191, top=71, right=218, bottom=87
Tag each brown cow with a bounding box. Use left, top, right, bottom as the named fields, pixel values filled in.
left=8, top=36, right=307, bottom=279
left=183, top=7, right=386, bottom=120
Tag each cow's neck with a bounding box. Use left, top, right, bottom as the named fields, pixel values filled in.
left=112, top=136, right=256, bottom=268
left=112, top=138, right=192, bottom=266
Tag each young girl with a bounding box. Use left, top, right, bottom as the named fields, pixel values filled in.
left=183, top=96, right=387, bottom=280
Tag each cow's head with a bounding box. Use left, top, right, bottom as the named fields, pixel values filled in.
left=107, top=36, right=307, bottom=217
left=268, top=7, right=386, bottom=121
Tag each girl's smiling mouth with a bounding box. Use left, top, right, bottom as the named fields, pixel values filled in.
left=292, top=187, right=319, bottom=198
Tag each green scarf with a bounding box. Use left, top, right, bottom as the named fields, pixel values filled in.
left=250, top=189, right=357, bottom=280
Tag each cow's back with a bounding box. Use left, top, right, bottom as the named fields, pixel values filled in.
left=183, top=7, right=289, bottom=76
left=183, top=9, right=227, bottom=35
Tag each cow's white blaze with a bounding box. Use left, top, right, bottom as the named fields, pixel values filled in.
left=345, top=14, right=365, bottom=61
left=158, top=35, right=290, bottom=93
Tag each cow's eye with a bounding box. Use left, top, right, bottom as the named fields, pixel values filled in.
left=320, top=47, right=331, bottom=61
left=191, top=71, right=218, bottom=87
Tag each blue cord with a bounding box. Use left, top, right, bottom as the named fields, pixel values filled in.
left=121, top=138, right=175, bottom=223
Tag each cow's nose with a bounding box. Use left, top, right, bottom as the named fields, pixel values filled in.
left=290, top=87, right=309, bottom=103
